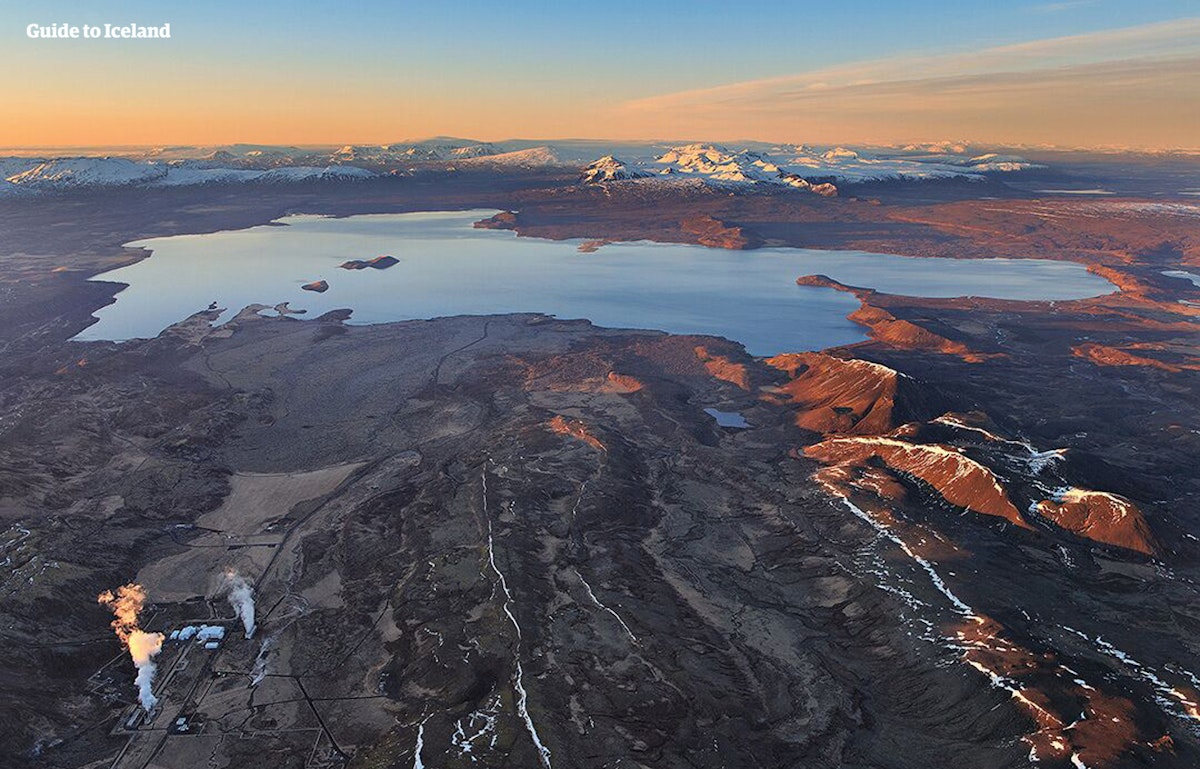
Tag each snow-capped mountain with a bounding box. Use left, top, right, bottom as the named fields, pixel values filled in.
left=650, top=144, right=833, bottom=191
left=255, top=165, right=375, bottom=182
left=580, top=155, right=652, bottom=183
left=8, top=157, right=168, bottom=188
left=1, top=158, right=39, bottom=177
left=0, top=158, right=39, bottom=193
left=155, top=164, right=375, bottom=186
left=150, top=166, right=265, bottom=186
left=639, top=143, right=1032, bottom=188
left=655, top=144, right=784, bottom=183
left=0, top=157, right=376, bottom=195
left=900, top=141, right=970, bottom=155
left=782, top=146, right=1038, bottom=182
left=330, top=138, right=501, bottom=164
left=0, top=139, right=1040, bottom=196
left=452, top=146, right=562, bottom=168
left=573, top=145, right=838, bottom=194
left=962, top=153, right=1035, bottom=173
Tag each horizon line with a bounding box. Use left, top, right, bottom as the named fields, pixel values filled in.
left=2, top=138, right=1200, bottom=155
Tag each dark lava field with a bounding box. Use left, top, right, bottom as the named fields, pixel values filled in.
left=2, top=161, right=1199, bottom=768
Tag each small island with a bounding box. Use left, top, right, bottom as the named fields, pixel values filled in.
left=301, top=279, right=329, bottom=293
left=339, top=255, right=399, bottom=270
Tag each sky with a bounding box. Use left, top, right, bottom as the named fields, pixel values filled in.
left=2, top=1, right=1197, bottom=149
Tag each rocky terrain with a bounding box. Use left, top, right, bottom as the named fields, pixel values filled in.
left=0, top=156, right=1198, bottom=769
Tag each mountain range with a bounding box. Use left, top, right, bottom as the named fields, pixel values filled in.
left=0, top=137, right=1041, bottom=196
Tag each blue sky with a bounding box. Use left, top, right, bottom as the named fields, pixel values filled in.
left=3, top=1, right=1198, bottom=146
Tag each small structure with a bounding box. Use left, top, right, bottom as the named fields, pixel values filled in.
left=196, top=626, right=226, bottom=642
left=171, top=624, right=227, bottom=646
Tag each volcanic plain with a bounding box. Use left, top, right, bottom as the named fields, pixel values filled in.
left=1, top=161, right=1199, bottom=769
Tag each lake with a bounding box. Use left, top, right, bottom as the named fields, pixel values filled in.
left=76, top=210, right=1116, bottom=356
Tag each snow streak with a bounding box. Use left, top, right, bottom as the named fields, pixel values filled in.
left=482, top=470, right=553, bottom=769
left=575, top=569, right=637, bottom=644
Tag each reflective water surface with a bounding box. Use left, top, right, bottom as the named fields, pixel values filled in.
left=77, top=210, right=1116, bottom=355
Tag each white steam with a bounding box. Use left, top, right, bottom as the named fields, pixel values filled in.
left=98, top=583, right=165, bottom=713
left=129, top=631, right=164, bottom=711
left=221, top=569, right=256, bottom=639
left=250, top=636, right=274, bottom=686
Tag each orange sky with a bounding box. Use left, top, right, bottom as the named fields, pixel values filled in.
left=3, top=9, right=1198, bottom=149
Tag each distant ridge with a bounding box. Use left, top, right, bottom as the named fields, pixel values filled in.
left=0, top=138, right=1045, bottom=196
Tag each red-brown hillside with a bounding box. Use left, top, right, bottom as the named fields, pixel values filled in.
left=1073, top=342, right=1200, bottom=373
left=796, top=275, right=994, bottom=362
left=680, top=215, right=762, bottom=250
left=765, top=352, right=902, bottom=434
left=1035, top=488, right=1156, bottom=555
left=548, top=415, right=606, bottom=452
left=694, top=346, right=751, bottom=390
left=804, top=436, right=1029, bottom=528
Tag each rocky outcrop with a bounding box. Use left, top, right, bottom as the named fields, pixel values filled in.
left=301, top=280, right=329, bottom=293
left=848, top=303, right=987, bottom=361
left=577, top=240, right=609, bottom=253
left=1087, top=264, right=1152, bottom=297
left=804, top=436, right=1029, bottom=528
left=525, top=367, right=644, bottom=395
left=473, top=211, right=518, bottom=230
left=547, top=414, right=606, bottom=451
left=814, top=463, right=908, bottom=502
left=602, top=372, right=645, bottom=393
left=681, top=215, right=762, bottom=250
left=694, top=346, right=751, bottom=389
left=1035, top=488, right=1156, bottom=555
left=1072, top=342, right=1200, bottom=372
left=797, top=275, right=993, bottom=362
left=339, top=255, right=399, bottom=270
left=949, top=613, right=1142, bottom=766
left=779, top=173, right=838, bottom=196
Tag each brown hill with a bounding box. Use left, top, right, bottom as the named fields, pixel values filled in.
left=765, top=352, right=906, bottom=435
left=805, top=436, right=1029, bottom=528
left=1035, top=488, right=1156, bottom=555
left=681, top=215, right=762, bottom=249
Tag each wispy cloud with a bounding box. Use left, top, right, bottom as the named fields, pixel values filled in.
left=624, top=19, right=1200, bottom=111
left=617, top=19, right=1200, bottom=148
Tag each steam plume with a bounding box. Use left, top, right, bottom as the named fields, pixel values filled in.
left=221, top=569, right=256, bottom=639
left=250, top=636, right=273, bottom=686
left=97, top=583, right=164, bottom=712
